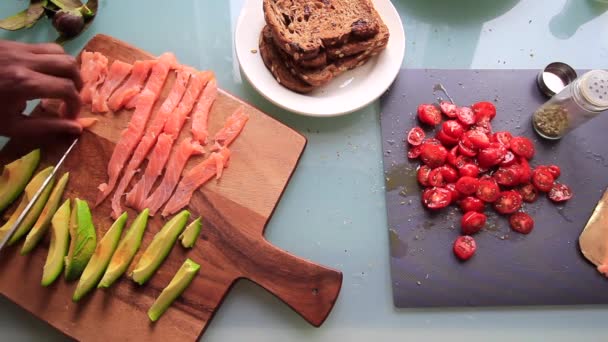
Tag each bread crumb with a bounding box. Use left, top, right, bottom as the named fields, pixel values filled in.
left=250, top=49, right=258, bottom=54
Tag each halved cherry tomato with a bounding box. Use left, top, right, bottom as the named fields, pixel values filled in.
left=510, top=136, right=535, bottom=159
left=509, top=212, right=534, bottom=234
left=446, top=183, right=461, bottom=202
left=473, top=120, right=493, bottom=135
left=532, top=168, right=555, bottom=192
left=440, top=101, right=458, bottom=118
left=494, top=190, right=523, bottom=214
left=437, top=129, right=459, bottom=147
left=476, top=177, right=500, bottom=202
left=422, top=187, right=452, bottom=210
left=456, top=106, right=476, bottom=126
left=471, top=101, right=497, bottom=122
left=438, top=165, right=459, bottom=183
left=456, top=176, right=479, bottom=195
left=459, top=196, right=485, bottom=213
left=442, top=120, right=464, bottom=138
left=453, top=235, right=476, bottom=261
left=418, top=104, right=442, bottom=126
left=407, top=127, right=426, bottom=146
left=453, top=155, right=472, bottom=169
left=408, top=145, right=422, bottom=159
left=547, top=165, right=561, bottom=179
left=518, top=183, right=538, bottom=203
left=446, top=146, right=459, bottom=166
left=477, top=143, right=507, bottom=168
left=417, top=165, right=432, bottom=187
left=494, top=166, right=519, bottom=187
left=519, top=158, right=532, bottom=183
left=424, top=138, right=442, bottom=145
left=458, top=140, right=478, bottom=157
left=420, top=143, right=448, bottom=168
left=465, top=130, right=491, bottom=149
left=461, top=211, right=487, bottom=235
left=428, top=168, right=445, bottom=187
left=500, top=151, right=516, bottom=166
left=548, top=183, right=573, bottom=202
left=459, top=163, right=480, bottom=178
left=492, top=131, right=513, bottom=146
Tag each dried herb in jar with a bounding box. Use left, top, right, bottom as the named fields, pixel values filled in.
left=533, top=104, right=569, bottom=138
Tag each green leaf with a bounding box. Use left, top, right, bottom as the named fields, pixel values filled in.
left=0, top=0, right=47, bottom=31
left=55, top=0, right=96, bottom=44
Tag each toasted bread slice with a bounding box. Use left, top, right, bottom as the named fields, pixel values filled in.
left=263, top=0, right=380, bottom=61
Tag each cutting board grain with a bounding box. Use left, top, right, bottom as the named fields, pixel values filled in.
left=0, top=34, right=342, bottom=341
left=381, top=69, right=608, bottom=308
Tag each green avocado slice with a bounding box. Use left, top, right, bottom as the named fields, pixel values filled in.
left=179, top=217, right=202, bottom=248
left=21, top=172, right=70, bottom=255
left=42, top=199, right=70, bottom=286
left=131, top=210, right=190, bottom=285
left=0, top=166, right=54, bottom=245
left=98, top=209, right=149, bottom=288
left=73, top=212, right=127, bottom=301
left=147, top=258, right=200, bottom=322
left=0, top=149, right=40, bottom=213
left=64, top=198, right=97, bottom=281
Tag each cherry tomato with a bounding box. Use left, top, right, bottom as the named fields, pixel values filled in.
left=494, top=190, right=523, bottom=214
left=417, top=165, right=432, bottom=187
left=476, top=177, right=500, bottom=203
left=453, top=155, right=472, bottom=169
left=407, top=126, right=426, bottom=146
left=548, top=183, right=573, bottom=202
left=420, top=143, right=448, bottom=168
left=473, top=120, right=493, bottom=135
left=408, top=145, right=422, bottom=159
left=458, top=139, right=478, bottom=157
left=518, top=183, right=538, bottom=203
left=500, top=151, right=517, bottom=166
left=461, top=211, right=487, bottom=235
left=459, top=196, right=485, bottom=213
left=492, top=131, right=513, bottom=146
left=437, top=129, right=459, bottom=147
left=428, top=168, right=446, bottom=187
left=418, top=104, right=442, bottom=126
left=440, top=101, right=458, bottom=118
left=477, top=143, right=507, bottom=168
left=446, top=183, right=462, bottom=202
left=456, top=106, right=476, bottom=126
left=459, top=163, right=480, bottom=178
left=547, top=165, right=561, bottom=179
left=446, top=146, right=459, bottom=166
left=471, top=101, right=497, bottom=122
left=453, top=235, right=476, bottom=261
left=510, top=136, right=535, bottom=159
left=465, top=130, right=491, bottom=149
left=509, top=212, right=534, bottom=234
left=422, top=187, right=452, bottom=210
left=532, top=168, right=555, bottom=192
left=494, top=166, right=519, bottom=187
left=424, top=138, right=442, bottom=145
left=456, top=176, right=479, bottom=195
left=442, top=120, right=464, bottom=138
left=439, top=165, right=459, bottom=183
left=519, top=158, right=532, bottom=183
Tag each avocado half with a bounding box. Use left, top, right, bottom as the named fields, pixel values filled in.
left=0, top=149, right=40, bottom=213
left=42, top=199, right=70, bottom=286
left=148, top=258, right=200, bottom=322
left=64, top=198, right=97, bottom=281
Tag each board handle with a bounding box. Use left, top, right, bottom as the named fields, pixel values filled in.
left=244, top=239, right=343, bottom=327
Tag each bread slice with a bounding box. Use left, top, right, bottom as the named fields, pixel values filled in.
left=263, top=0, right=380, bottom=61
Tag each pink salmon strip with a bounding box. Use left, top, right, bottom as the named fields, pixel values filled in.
left=95, top=52, right=176, bottom=206
left=161, top=148, right=231, bottom=217
left=211, top=106, right=249, bottom=150
left=107, top=60, right=155, bottom=112
left=79, top=51, right=108, bottom=104
left=109, top=69, right=192, bottom=219
left=191, top=77, right=217, bottom=144
left=91, top=60, right=132, bottom=113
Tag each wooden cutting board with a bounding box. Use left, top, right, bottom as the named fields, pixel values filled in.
left=0, top=34, right=342, bottom=341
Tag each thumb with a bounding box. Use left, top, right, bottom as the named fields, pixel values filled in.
left=0, top=116, right=83, bottom=138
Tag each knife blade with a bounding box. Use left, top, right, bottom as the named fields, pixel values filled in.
left=0, top=138, right=79, bottom=251
left=579, top=187, right=608, bottom=277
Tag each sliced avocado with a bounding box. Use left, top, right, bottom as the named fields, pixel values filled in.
left=98, top=209, right=149, bottom=288
left=131, top=210, right=190, bottom=285
left=179, top=217, right=202, bottom=248
left=21, top=172, right=70, bottom=255
left=73, top=212, right=127, bottom=301
left=0, top=166, right=54, bottom=245
left=42, top=199, right=70, bottom=286
left=0, top=149, right=40, bottom=213
left=147, top=258, right=200, bottom=322
left=64, top=198, right=97, bottom=281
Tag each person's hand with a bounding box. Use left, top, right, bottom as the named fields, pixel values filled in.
left=0, top=40, right=83, bottom=137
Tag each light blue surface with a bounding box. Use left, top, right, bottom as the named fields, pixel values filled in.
left=0, top=0, right=607, bottom=341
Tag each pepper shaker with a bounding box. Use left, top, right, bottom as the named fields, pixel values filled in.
left=533, top=69, right=608, bottom=140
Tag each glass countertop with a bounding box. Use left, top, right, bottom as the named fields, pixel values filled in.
left=0, top=0, right=607, bottom=341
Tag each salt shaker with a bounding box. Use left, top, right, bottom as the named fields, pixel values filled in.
left=533, top=69, right=608, bottom=139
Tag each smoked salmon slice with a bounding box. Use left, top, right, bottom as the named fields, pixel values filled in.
left=96, top=52, right=177, bottom=206
left=107, top=60, right=155, bottom=112
left=161, top=148, right=231, bottom=217
left=109, top=69, right=192, bottom=219
left=142, top=138, right=206, bottom=216
left=212, top=106, right=250, bottom=149
left=191, top=77, right=217, bottom=144
left=91, top=60, right=133, bottom=113
left=79, top=51, right=108, bottom=104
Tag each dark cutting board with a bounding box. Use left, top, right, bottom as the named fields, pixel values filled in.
left=381, top=69, right=608, bottom=308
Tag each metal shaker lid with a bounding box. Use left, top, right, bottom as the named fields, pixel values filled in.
left=537, top=62, right=577, bottom=97
left=580, top=70, right=608, bottom=110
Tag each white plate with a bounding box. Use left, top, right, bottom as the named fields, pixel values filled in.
left=235, top=0, right=406, bottom=117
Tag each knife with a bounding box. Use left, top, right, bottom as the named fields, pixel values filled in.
left=0, top=138, right=79, bottom=251
left=579, top=187, right=608, bottom=277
